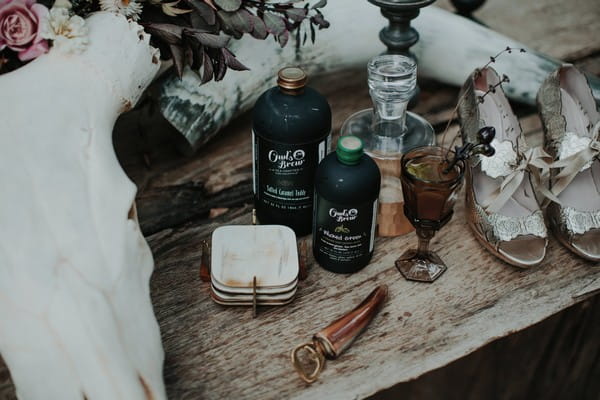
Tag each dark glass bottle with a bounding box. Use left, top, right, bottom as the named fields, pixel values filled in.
left=252, top=67, right=332, bottom=236
left=313, top=136, right=381, bottom=273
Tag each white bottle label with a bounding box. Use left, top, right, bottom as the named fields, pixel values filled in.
left=369, top=199, right=378, bottom=252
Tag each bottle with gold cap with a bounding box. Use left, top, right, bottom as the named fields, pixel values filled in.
left=252, top=66, right=331, bottom=235
left=313, top=136, right=381, bottom=273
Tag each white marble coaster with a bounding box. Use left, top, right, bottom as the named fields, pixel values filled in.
left=211, top=225, right=299, bottom=290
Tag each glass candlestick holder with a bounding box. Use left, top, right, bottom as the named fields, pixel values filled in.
left=341, top=54, right=435, bottom=237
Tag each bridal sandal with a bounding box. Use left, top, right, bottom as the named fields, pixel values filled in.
left=537, top=65, right=600, bottom=261
left=459, top=67, right=549, bottom=267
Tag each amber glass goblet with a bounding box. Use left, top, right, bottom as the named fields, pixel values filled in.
left=395, top=146, right=465, bottom=282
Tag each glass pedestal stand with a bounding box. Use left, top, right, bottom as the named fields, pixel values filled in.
left=395, top=226, right=447, bottom=282
left=341, top=55, right=434, bottom=237
left=341, top=109, right=434, bottom=155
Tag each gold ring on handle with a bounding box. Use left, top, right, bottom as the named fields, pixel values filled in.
left=290, top=342, right=325, bottom=384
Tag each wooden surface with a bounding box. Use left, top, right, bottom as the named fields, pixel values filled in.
left=1, top=1, right=600, bottom=399
left=370, top=295, right=600, bottom=400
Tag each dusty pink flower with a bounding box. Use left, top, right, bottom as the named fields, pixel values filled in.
left=0, top=0, right=49, bottom=61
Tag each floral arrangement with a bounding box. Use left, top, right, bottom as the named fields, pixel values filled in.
left=0, top=0, right=329, bottom=79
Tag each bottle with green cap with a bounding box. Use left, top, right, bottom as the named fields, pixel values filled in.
left=312, top=135, right=381, bottom=273
left=252, top=66, right=331, bottom=236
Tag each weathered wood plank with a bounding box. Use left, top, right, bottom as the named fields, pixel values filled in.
left=371, top=296, right=600, bottom=399
left=146, top=174, right=600, bottom=399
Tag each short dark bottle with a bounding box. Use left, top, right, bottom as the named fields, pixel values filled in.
left=313, top=136, right=381, bottom=273
left=252, top=67, right=332, bottom=236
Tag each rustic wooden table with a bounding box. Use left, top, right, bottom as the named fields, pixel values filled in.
left=1, top=1, right=599, bottom=399
left=138, top=124, right=600, bottom=400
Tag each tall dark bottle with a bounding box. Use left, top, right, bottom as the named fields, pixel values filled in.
left=252, top=67, right=332, bottom=235
left=313, top=136, right=381, bottom=273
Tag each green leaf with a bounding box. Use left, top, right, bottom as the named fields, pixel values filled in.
left=218, top=9, right=253, bottom=34
left=263, top=12, right=286, bottom=35
left=190, top=12, right=216, bottom=30
left=186, top=0, right=216, bottom=25
left=214, top=0, right=241, bottom=12
left=311, top=0, right=326, bottom=9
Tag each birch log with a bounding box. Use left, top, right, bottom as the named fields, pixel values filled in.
left=0, top=12, right=166, bottom=400
left=158, top=2, right=600, bottom=152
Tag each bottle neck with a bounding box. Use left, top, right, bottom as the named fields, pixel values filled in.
left=279, top=86, right=304, bottom=95
left=370, top=94, right=409, bottom=137
left=367, top=55, right=416, bottom=139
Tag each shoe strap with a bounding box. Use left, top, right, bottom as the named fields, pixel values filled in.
left=481, top=146, right=553, bottom=212
left=547, top=121, right=600, bottom=201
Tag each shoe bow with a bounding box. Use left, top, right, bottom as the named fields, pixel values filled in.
left=482, top=146, right=553, bottom=213
left=548, top=121, right=600, bottom=200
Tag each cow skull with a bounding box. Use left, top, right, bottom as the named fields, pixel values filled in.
left=0, top=12, right=166, bottom=400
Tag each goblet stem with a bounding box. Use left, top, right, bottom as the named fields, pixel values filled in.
left=396, top=227, right=446, bottom=282
left=416, top=228, right=434, bottom=256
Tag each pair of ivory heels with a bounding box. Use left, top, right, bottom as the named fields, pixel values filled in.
left=459, top=65, right=600, bottom=268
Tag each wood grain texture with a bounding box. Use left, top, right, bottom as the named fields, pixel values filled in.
left=370, top=296, right=600, bottom=400
left=140, top=55, right=600, bottom=398
left=146, top=184, right=600, bottom=400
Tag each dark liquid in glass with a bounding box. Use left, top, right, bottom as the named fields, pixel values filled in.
left=395, top=146, right=465, bottom=283
left=401, top=154, right=461, bottom=229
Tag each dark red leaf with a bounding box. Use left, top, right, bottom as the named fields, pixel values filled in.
left=277, top=30, right=289, bottom=47
left=169, top=44, right=185, bottom=78
left=249, top=14, right=267, bottom=39
left=312, top=13, right=329, bottom=29
left=184, top=44, right=194, bottom=66
left=221, top=48, right=249, bottom=71
left=285, top=7, right=307, bottom=22
left=143, top=23, right=184, bottom=45
left=185, top=29, right=230, bottom=48
left=213, top=49, right=227, bottom=80
left=202, top=49, right=214, bottom=83
left=190, top=41, right=204, bottom=69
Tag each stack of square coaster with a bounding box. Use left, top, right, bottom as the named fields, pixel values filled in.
left=210, top=225, right=299, bottom=306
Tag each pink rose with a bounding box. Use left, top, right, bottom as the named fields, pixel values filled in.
left=0, top=0, right=48, bottom=61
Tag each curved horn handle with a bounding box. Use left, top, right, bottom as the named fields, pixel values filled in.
left=314, top=285, right=388, bottom=359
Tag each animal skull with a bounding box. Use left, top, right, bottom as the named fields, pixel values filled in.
left=0, top=12, right=165, bottom=400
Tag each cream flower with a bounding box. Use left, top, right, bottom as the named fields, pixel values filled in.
left=480, top=139, right=517, bottom=178
left=99, top=0, right=143, bottom=21
left=41, top=6, right=88, bottom=54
